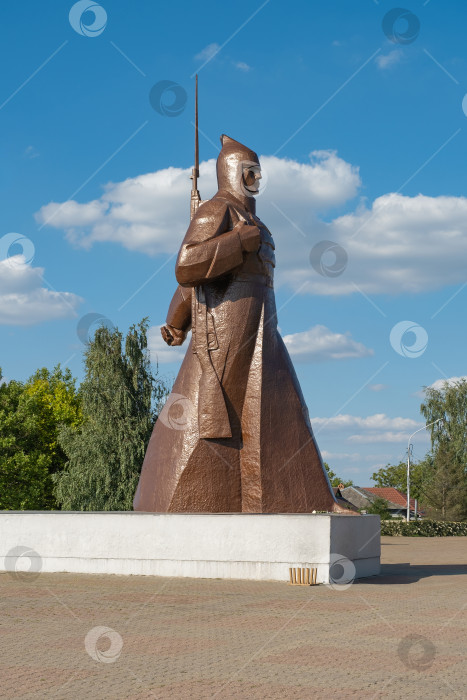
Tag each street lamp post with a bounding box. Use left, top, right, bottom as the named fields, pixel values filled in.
left=406, top=419, right=442, bottom=522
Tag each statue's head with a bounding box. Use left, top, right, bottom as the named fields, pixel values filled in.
left=216, top=135, right=262, bottom=208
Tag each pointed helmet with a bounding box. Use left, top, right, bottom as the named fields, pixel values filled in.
left=216, top=134, right=260, bottom=200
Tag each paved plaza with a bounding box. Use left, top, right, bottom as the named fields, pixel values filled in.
left=1, top=536, right=466, bottom=699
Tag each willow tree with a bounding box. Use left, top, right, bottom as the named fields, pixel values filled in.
left=421, top=379, right=467, bottom=521
left=55, top=319, right=167, bottom=510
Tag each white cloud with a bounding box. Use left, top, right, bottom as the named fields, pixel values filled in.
left=283, top=325, right=372, bottom=362
left=148, top=324, right=190, bottom=364
left=36, top=161, right=218, bottom=255
left=149, top=321, right=372, bottom=367
left=321, top=450, right=361, bottom=461
left=320, top=449, right=393, bottom=465
left=363, top=453, right=393, bottom=461
left=36, top=153, right=467, bottom=298
left=35, top=151, right=359, bottom=256
left=35, top=166, right=199, bottom=255
left=369, top=384, right=387, bottom=392
left=233, top=61, right=251, bottom=72
left=39, top=199, right=109, bottom=237
left=428, top=375, right=467, bottom=391
left=195, top=43, right=220, bottom=62
left=348, top=431, right=416, bottom=443
left=312, top=413, right=429, bottom=448
left=376, top=49, right=403, bottom=70
left=0, top=257, right=82, bottom=326
left=414, top=375, right=467, bottom=398
left=287, top=192, right=467, bottom=297
left=263, top=151, right=361, bottom=209
left=312, top=414, right=421, bottom=432
left=24, top=145, right=39, bottom=159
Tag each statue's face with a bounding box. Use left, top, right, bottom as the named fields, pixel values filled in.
left=216, top=137, right=261, bottom=205
left=242, top=164, right=262, bottom=196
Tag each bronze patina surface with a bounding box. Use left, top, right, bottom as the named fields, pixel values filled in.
left=134, top=134, right=351, bottom=514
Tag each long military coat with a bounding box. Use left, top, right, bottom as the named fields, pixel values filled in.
left=133, top=188, right=345, bottom=513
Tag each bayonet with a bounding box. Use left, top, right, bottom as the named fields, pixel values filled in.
left=190, top=74, right=201, bottom=221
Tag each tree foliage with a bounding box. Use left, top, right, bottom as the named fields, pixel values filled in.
left=365, top=497, right=392, bottom=520
left=421, top=380, right=467, bottom=521
left=0, top=366, right=81, bottom=509
left=54, top=319, right=167, bottom=511
left=371, top=459, right=432, bottom=501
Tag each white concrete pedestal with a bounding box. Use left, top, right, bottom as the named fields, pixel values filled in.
left=1, top=512, right=380, bottom=583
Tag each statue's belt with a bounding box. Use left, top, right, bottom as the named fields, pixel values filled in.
left=233, top=271, right=274, bottom=288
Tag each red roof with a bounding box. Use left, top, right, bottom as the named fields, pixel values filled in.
left=363, top=487, right=417, bottom=510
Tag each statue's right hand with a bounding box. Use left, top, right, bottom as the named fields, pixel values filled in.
left=161, top=325, right=186, bottom=346
left=237, top=223, right=261, bottom=253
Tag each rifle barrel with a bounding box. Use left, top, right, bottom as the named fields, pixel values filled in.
left=194, top=74, right=199, bottom=180
left=190, top=75, right=201, bottom=220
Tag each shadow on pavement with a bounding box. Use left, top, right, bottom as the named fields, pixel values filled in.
left=360, top=562, right=467, bottom=585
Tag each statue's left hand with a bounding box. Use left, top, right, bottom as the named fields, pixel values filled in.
left=161, top=324, right=186, bottom=346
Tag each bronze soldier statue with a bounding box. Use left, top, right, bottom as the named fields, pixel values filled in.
left=133, top=85, right=352, bottom=514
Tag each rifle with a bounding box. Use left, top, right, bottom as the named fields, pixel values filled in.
left=190, top=74, right=201, bottom=221
left=162, top=76, right=200, bottom=348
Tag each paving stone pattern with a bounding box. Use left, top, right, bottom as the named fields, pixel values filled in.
left=1, top=536, right=466, bottom=699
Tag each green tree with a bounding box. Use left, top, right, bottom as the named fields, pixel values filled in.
left=423, top=445, right=462, bottom=521
left=24, top=366, right=83, bottom=477
left=324, top=462, right=353, bottom=488
left=365, top=497, right=392, bottom=520
left=0, top=366, right=81, bottom=509
left=55, top=319, right=167, bottom=510
left=371, top=459, right=432, bottom=501
left=421, top=380, right=467, bottom=521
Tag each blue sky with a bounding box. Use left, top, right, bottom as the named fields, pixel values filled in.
left=1, top=0, right=467, bottom=484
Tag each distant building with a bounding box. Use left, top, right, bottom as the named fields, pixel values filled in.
left=332, top=486, right=358, bottom=512
left=340, top=486, right=423, bottom=519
